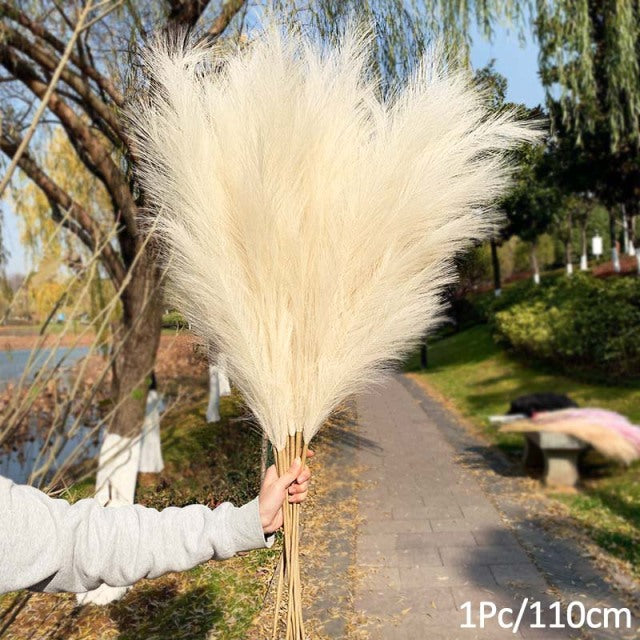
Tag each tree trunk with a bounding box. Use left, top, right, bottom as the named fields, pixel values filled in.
left=610, top=210, right=621, bottom=272
left=94, top=254, right=162, bottom=502
left=580, top=222, right=588, bottom=271
left=490, top=237, right=502, bottom=296
left=218, top=353, right=231, bottom=396
left=565, top=209, right=573, bottom=276
left=531, top=242, right=540, bottom=284
left=565, top=238, right=574, bottom=274
left=110, top=256, right=163, bottom=439
left=420, top=342, right=428, bottom=369
left=627, top=212, right=636, bottom=255
left=139, top=387, right=165, bottom=473
left=622, top=204, right=630, bottom=254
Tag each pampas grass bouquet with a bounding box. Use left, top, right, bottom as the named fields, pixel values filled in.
left=129, top=24, right=536, bottom=639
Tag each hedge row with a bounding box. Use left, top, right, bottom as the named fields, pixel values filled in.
left=489, top=275, right=640, bottom=379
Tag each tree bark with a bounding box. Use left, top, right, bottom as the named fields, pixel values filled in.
left=206, top=361, right=221, bottom=423
left=218, top=353, right=231, bottom=396
left=622, top=203, right=630, bottom=254
left=109, top=254, right=163, bottom=438
left=627, top=211, right=636, bottom=254
left=139, top=386, right=165, bottom=473
left=565, top=208, right=573, bottom=276
left=490, top=237, right=502, bottom=296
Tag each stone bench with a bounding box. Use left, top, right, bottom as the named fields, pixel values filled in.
left=521, top=431, right=588, bottom=487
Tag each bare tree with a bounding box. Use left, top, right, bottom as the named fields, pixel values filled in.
left=0, top=1, right=247, bottom=446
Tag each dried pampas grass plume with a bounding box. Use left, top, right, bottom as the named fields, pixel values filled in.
left=128, top=24, right=538, bottom=638
left=129, top=26, right=536, bottom=450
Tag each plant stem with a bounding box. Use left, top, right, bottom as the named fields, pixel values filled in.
left=273, top=434, right=307, bottom=639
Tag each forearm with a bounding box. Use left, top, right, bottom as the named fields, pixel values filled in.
left=0, top=476, right=272, bottom=594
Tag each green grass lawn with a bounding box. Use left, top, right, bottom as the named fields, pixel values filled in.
left=407, top=324, right=640, bottom=577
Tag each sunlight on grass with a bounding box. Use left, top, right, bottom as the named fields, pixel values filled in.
left=408, top=325, right=640, bottom=443
left=407, top=324, right=640, bottom=575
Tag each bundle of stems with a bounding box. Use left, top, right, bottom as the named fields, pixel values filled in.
left=128, top=25, right=538, bottom=639
left=273, top=433, right=308, bottom=639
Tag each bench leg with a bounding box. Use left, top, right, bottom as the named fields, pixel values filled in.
left=543, top=450, right=580, bottom=487
left=523, top=438, right=544, bottom=469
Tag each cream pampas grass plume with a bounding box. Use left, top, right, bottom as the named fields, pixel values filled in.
left=128, top=26, right=537, bottom=638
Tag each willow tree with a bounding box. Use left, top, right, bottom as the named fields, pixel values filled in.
left=535, top=1, right=640, bottom=267
left=501, top=140, right=560, bottom=284
left=536, top=0, right=640, bottom=151
left=275, top=0, right=528, bottom=92
left=474, top=61, right=512, bottom=295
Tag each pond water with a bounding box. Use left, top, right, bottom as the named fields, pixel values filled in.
left=0, top=346, right=89, bottom=390
left=0, top=346, right=99, bottom=485
left=0, top=421, right=103, bottom=485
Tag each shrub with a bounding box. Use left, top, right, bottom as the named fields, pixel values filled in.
left=493, top=274, right=640, bottom=379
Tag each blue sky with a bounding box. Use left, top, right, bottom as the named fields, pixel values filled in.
left=3, top=22, right=544, bottom=276
left=470, top=22, right=544, bottom=107
left=3, top=202, right=26, bottom=275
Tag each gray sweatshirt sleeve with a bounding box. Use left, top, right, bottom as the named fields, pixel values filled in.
left=0, top=475, right=274, bottom=594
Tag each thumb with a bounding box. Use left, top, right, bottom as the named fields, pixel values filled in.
left=277, top=457, right=302, bottom=489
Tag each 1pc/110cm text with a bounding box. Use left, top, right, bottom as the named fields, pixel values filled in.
left=460, top=599, right=633, bottom=634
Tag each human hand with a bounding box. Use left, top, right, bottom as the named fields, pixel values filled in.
left=258, top=450, right=314, bottom=534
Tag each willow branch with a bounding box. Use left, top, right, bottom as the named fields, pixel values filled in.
left=0, top=134, right=126, bottom=286
left=0, top=1, right=124, bottom=106
left=0, top=0, right=94, bottom=198
left=0, top=46, right=138, bottom=239
left=206, top=0, right=246, bottom=38
left=0, top=23, right=122, bottom=138
left=166, top=0, right=246, bottom=34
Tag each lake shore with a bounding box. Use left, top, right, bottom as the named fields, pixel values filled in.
left=0, top=327, right=196, bottom=351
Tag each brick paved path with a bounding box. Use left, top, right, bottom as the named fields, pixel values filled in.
left=354, top=376, right=637, bottom=640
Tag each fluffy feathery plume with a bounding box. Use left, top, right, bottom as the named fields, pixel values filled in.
left=129, top=26, right=536, bottom=450
left=128, top=25, right=538, bottom=637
